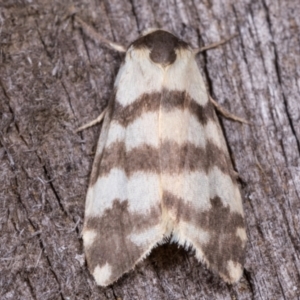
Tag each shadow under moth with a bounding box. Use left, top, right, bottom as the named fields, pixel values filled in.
left=77, top=18, right=247, bottom=287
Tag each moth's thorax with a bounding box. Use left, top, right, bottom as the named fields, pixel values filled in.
left=130, top=30, right=190, bottom=67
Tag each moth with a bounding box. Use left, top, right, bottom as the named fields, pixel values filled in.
left=77, top=18, right=247, bottom=287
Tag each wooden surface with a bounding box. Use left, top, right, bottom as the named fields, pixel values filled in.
left=1, top=0, right=300, bottom=299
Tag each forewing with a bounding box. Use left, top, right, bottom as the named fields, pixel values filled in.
left=160, top=53, right=246, bottom=283
left=82, top=51, right=165, bottom=286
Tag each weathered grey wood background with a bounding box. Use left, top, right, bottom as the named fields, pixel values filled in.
left=1, top=0, right=299, bottom=299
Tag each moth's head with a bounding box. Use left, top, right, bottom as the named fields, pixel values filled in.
left=130, top=29, right=190, bottom=67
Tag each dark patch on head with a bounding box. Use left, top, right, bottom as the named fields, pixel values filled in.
left=84, top=199, right=161, bottom=286
left=132, top=30, right=189, bottom=66
left=163, top=192, right=246, bottom=282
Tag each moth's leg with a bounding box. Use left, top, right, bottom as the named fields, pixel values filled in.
left=68, top=7, right=126, bottom=53
left=194, top=34, right=248, bottom=124
left=193, top=34, right=238, bottom=54
left=209, top=96, right=249, bottom=124
left=76, top=108, right=107, bottom=132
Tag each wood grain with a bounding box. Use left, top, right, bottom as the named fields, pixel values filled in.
left=1, top=0, right=299, bottom=299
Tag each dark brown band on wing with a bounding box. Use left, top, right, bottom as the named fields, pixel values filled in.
left=162, top=191, right=245, bottom=282
left=99, top=142, right=160, bottom=177
left=113, top=90, right=213, bottom=127
left=160, top=140, right=233, bottom=176
left=90, top=140, right=235, bottom=186
left=84, top=199, right=161, bottom=286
